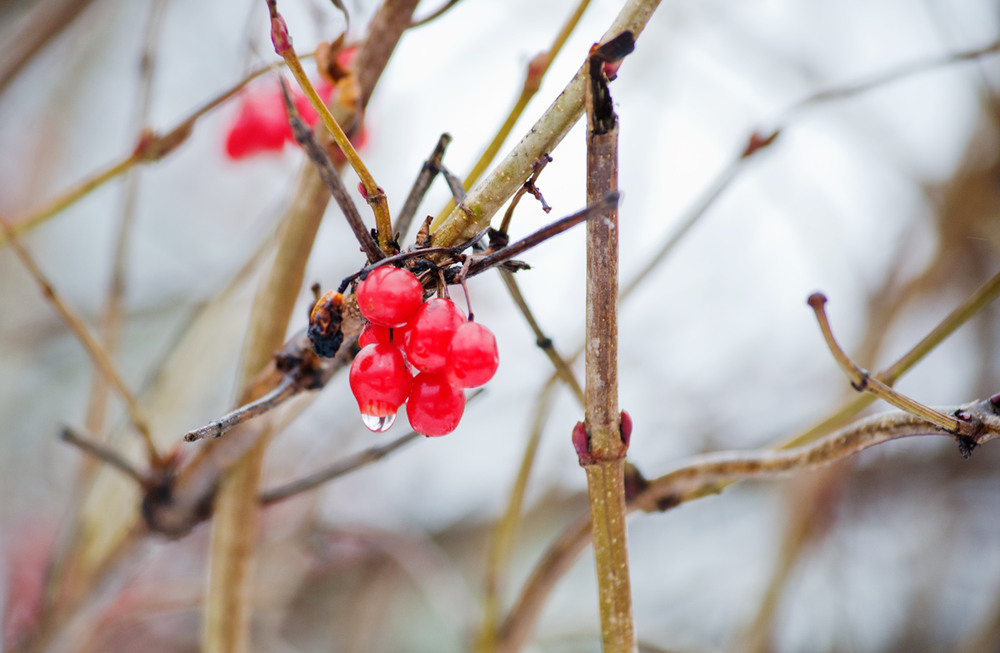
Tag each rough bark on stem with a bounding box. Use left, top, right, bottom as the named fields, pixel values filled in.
left=581, top=47, right=634, bottom=653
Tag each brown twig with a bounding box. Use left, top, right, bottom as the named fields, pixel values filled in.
left=466, top=192, right=618, bottom=276
left=498, top=155, right=553, bottom=235
left=431, top=0, right=661, bottom=248
left=60, top=427, right=150, bottom=487
left=408, top=0, right=463, bottom=28
left=395, top=133, right=454, bottom=240
left=185, top=376, right=299, bottom=442
left=807, top=293, right=969, bottom=436
left=268, top=0, right=394, bottom=252
left=498, top=270, right=584, bottom=403
left=0, top=213, right=163, bottom=468
left=498, top=396, right=1000, bottom=652
left=278, top=76, right=383, bottom=263
left=259, top=389, right=483, bottom=504
left=432, top=0, right=595, bottom=229
left=577, top=37, right=633, bottom=653
left=633, top=397, right=1000, bottom=512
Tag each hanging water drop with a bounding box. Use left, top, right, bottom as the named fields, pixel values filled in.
left=361, top=412, right=396, bottom=432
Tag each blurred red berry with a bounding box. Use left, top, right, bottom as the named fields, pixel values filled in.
left=225, top=90, right=289, bottom=159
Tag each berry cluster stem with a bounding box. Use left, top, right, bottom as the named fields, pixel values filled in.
left=267, top=0, right=394, bottom=253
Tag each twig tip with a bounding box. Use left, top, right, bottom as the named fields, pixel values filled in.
left=807, top=292, right=827, bottom=309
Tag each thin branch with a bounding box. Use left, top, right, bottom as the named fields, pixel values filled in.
left=260, top=431, right=421, bottom=504
left=268, top=0, right=393, bottom=251
left=408, top=0, right=463, bottom=28
left=278, top=76, right=383, bottom=263
left=185, top=375, right=299, bottom=442
left=395, top=133, right=453, bottom=240
left=60, top=427, right=149, bottom=487
left=466, top=192, right=618, bottom=276
left=431, top=0, right=661, bottom=248
left=634, top=397, right=1000, bottom=512
left=0, top=213, right=163, bottom=468
left=432, top=0, right=594, bottom=229
left=2, top=57, right=300, bottom=244
left=807, top=293, right=968, bottom=435
left=498, top=270, right=584, bottom=403
left=498, top=155, right=553, bottom=235
left=498, top=397, right=1000, bottom=652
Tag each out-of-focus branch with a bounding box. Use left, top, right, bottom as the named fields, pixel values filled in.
left=499, top=396, right=1000, bottom=653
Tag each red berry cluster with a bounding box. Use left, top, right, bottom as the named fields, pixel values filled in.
left=349, top=267, right=499, bottom=437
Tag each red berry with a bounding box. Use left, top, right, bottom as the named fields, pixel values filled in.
left=448, top=321, right=498, bottom=388
left=406, top=373, right=465, bottom=436
left=349, top=344, right=412, bottom=432
left=356, top=267, right=423, bottom=328
left=403, top=297, right=465, bottom=373
left=225, top=90, right=290, bottom=159
left=358, top=322, right=393, bottom=348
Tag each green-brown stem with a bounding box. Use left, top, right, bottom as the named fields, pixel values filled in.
left=2, top=57, right=302, bottom=245
left=581, top=50, right=633, bottom=653
left=807, top=293, right=967, bottom=434
left=268, top=0, right=393, bottom=251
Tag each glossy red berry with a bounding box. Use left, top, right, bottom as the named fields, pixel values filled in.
left=349, top=344, right=412, bottom=432
left=356, top=267, right=424, bottom=328
left=448, top=321, right=498, bottom=388
left=406, top=373, right=465, bottom=437
left=403, top=297, right=465, bottom=373
left=358, top=322, right=393, bottom=348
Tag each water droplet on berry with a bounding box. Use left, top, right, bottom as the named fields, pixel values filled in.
left=361, top=412, right=396, bottom=432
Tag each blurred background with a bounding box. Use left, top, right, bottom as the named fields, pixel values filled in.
left=1, top=0, right=999, bottom=651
